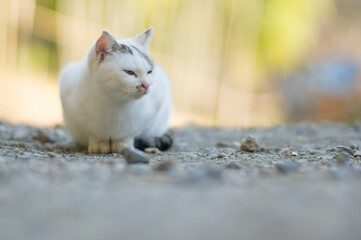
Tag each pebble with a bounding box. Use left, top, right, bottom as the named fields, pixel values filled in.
left=290, top=152, right=298, bottom=157
left=240, top=136, right=260, bottom=152
left=354, top=151, right=361, bottom=157
left=12, top=128, right=32, bottom=141
left=217, top=148, right=236, bottom=158
left=350, top=144, right=359, bottom=150
left=144, top=147, right=161, bottom=154
left=275, top=162, right=299, bottom=174
left=326, top=145, right=355, bottom=156
left=54, top=126, right=70, bottom=140
left=31, top=131, right=52, bottom=143
left=153, top=160, right=174, bottom=172
left=334, top=152, right=351, bottom=165
left=309, top=150, right=317, bottom=155
left=47, top=153, right=56, bottom=158
left=216, top=141, right=241, bottom=148
left=121, top=148, right=149, bottom=164
left=225, top=161, right=241, bottom=170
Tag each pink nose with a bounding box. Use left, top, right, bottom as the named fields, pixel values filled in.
left=141, top=83, right=150, bottom=90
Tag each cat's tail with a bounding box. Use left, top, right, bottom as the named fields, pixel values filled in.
left=134, top=131, right=173, bottom=151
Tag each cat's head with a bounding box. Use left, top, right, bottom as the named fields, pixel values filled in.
left=89, top=28, right=155, bottom=100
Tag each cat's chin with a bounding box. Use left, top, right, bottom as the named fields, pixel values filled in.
left=133, top=92, right=147, bottom=100
left=133, top=89, right=150, bottom=99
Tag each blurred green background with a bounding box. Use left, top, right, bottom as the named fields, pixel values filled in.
left=0, top=0, right=360, bottom=127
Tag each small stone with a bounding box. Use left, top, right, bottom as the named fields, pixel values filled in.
left=280, top=147, right=290, bottom=153
left=335, top=152, right=350, bottom=165
left=309, top=150, right=317, bottom=155
left=225, top=161, right=241, bottom=170
left=153, top=160, right=174, bottom=172
left=121, top=148, right=149, bottom=164
left=31, top=129, right=58, bottom=143
left=350, top=144, right=359, bottom=150
left=354, top=151, right=361, bottom=157
left=144, top=147, right=161, bottom=154
left=32, top=134, right=50, bottom=143
left=12, top=127, right=31, bottom=141
left=240, top=136, right=260, bottom=152
left=326, top=145, right=355, bottom=156
left=275, top=162, right=299, bottom=174
left=290, top=152, right=298, bottom=157
left=54, top=126, right=70, bottom=140
left=217, top=148, right=236, bottom=158
left=216, top=141, right=240, bottom=148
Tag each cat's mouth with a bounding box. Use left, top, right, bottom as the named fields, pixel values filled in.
left=136, top=86, right=150, bottom=96
left=135, top=88, right=150, bottom=99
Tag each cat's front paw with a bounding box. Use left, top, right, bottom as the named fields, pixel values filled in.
left=88, top=141, right=110, bottom=154
left=110, top=140, right=133, bottom=153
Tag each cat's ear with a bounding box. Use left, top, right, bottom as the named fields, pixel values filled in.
left=95, top=30, right=118, bottom=62
left=134, top=27, right=153, bottom=48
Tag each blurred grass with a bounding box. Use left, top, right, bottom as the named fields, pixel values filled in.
left=0, top=0, right=336, bottom=126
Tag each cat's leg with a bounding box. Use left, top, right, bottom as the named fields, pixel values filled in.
left=88, top=138, right=110, bottom=154
left=134, top=131, right=173, bottom=151
left=110, top=137, right=134, bottom=153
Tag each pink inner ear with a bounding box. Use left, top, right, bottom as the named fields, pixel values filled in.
left=96, top=31, right=114, bottom=53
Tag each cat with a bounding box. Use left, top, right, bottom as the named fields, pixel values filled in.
left=59, top=27, right=173, bottom=153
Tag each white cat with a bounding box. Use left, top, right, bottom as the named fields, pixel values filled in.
left=59, top=27, right=172, bottom=153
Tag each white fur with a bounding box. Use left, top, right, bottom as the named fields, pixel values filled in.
left=59, top=28, right=172, bottom=153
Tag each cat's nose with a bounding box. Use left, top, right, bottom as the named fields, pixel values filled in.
left=141, top=82, right=150, bottom=90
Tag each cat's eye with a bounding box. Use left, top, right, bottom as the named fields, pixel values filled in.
left=147, top=70, right=153, bottom=74
left=124, top=70, right=136, bottom=76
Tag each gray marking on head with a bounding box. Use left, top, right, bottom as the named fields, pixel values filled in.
left=110, top=42, right=121, bottom=53
left=130, top=45, right=154, bottom=69
left=119, top=44, right=133, bottom=55
left=97, top=42, right=133, bottom=63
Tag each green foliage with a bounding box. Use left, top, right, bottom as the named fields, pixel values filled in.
left=36, top=0, right=57, bottom=10
left=257, top=0, right=334, bottom=70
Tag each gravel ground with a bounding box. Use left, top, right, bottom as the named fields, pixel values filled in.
left=1, top=121, right=361, bottom=240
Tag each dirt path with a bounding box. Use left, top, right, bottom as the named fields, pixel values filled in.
left=1, top=121, right=361, bottom=240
